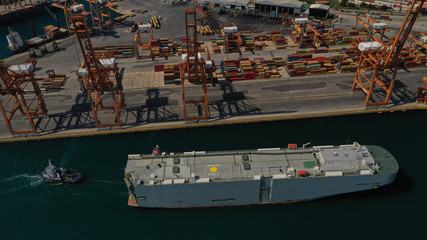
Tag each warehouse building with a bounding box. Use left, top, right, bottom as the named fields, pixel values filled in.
left=199, top=0, right=303, bottom=15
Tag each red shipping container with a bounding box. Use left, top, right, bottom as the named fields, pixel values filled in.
left=154, top=64, right=164, bottom=72
left=244, top=73, right=255, bottom=80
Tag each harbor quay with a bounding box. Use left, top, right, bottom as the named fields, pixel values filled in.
left=1, top=0, right=427, bottom=143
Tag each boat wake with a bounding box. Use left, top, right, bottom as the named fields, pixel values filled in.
left=0, top=174, right=43, bottom=195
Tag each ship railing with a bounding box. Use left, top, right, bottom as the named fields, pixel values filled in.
left=130, top=149, right=317, bottom=160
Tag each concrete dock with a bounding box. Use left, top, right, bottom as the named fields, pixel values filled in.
left=1, top=0, right=427, bottom=143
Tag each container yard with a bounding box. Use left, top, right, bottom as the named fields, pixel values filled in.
left=1, top=0, right=427, bottom=142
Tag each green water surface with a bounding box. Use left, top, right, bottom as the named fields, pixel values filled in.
left=0, top=111, right=425, bottom=239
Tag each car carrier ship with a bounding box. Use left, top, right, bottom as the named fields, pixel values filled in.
left=124, top=142, right=399, bottom=208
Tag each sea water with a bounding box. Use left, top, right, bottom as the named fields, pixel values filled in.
left=0, top=111, right=426, bottom=239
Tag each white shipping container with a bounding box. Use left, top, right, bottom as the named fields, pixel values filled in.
left=223, top=26, right=238, bottom=34
left=358, top=41, right=381, bottom=51
left=205, top=60, right=213, bottom=69
left=78, top=68, right=88, bottom=78
left=371, top=22, right=388, bottom=30
left=295, top=17, right=309, bottom=25
left=138, top=24, right=152, bottom=32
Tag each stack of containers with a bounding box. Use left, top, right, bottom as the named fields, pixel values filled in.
left=271, top=31, right=284, bottom=42
left=271, top=31, right=286, bottom=50
left=275, top=38, right=286, bottom=49
left=393, top=48, right=426, bottom=69
left=338, top=59, right=358, bottom=73
left=329, top=53, right=347, bottom=64
left=174, top=64, right=181, bottom=81
left=273, top=56, right=285, bottom=67
left=159, top=38, right=169, bottom=57
left=403, top=54, right=417, bottom=68
left=93, top=44, right=134, bottom=58
left=293, top=34, right=314, bottom=48
left=414, top=51, right=427, bottom=66
left=214, top=37, right=224, bottom=46
left=265, top=58, right=277, bottom=71
left=341, top=35, right=353, bottom=44
left=287, top=61, right=307, bottom=77
left=40, top=75, right=67, bottom=93
left=407, top=48, right=427, bottom=68
left=213, top=43, right=221, bottom=53
left=254, top=42, right=263, bottom=51
left=244, top=36, right=255, bottom=51
left=333, top=28, right=346, bottom=45
left=224, top=59, right=241, bottom=81
left=163, top=63, right=175, bottom=84
left=286, top=54, right=341, bottom=76
left=215, top=65, right=226, bottom=81
left=348, top=30, right=360, bottom=36
left=150, top=39, right=160, bottom=57
left=169, top=39, right=175, bottom=56
left=254, top=34, right=270, bottom=41
left=253, top=58, right=264, bottom=79
left=175, top=42, right=183, bottom=55
left=239, top=58, right=255, bottom=80
left=317, top=36, right=331, bottom=46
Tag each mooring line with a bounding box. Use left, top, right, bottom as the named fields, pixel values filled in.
left=85, top=177, right=124, bottom=184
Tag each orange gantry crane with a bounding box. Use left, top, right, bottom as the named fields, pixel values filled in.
left=290, top=18, right=316, bottom=48
left=180, top=9, right=209, bottom=121
left=352, top=0, right=425, bottom=107
left=306, top=23, right=322, bottom=47
left=52, top=0, right=89, bottom=34
left=221, top=23, right=241, bottom=53
left=354, top=15, right=390, bottom=41
left=85, top=0, right=113, bottom=28
left=71, top=13, right=125, bottom=128
left=0, top=59, right=48, bottom=135
left=134, top=24, right=153, bottom=59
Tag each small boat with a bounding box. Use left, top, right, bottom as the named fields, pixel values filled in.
left=6, top=27, right=26, bottom=53
left=38, top=160, right=83, bottom=184
left=6, top=25, right=68, bottom=54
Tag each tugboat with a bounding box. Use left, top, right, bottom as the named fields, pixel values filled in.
left=38, top=160, right=83, bottom=184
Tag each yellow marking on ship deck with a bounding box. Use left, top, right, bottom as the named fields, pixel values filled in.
left=195, top=157, right=233, bottom=181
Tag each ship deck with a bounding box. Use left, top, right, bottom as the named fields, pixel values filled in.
left=125, top=143, right=384, bottom=186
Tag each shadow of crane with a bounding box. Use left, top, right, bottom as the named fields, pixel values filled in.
left=121, top=88, right=179, bottom=125
left=35, top=93, right=95, bottom=133
left=209, top=82, right=261, bottom=119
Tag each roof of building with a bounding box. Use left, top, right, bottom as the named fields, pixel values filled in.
left=224, top=0, right=248, bottom=6
left=255, top=0, right=303, bottom=8
left=200, top=0, right=302, bottom=8
left=309, top=3, right=330, bottom=10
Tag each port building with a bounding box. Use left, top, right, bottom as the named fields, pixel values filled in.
left=199, top=0, right=303, bottom=15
